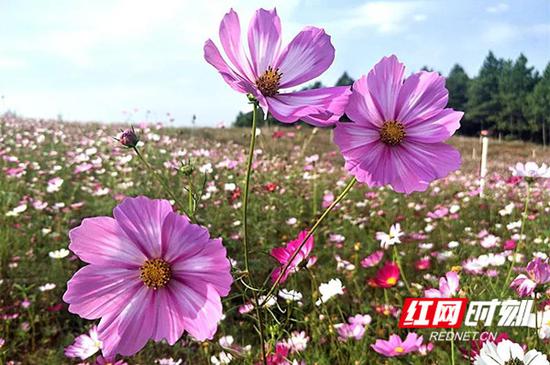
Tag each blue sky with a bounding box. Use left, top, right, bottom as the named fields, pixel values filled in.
left=0, top=0, right=548, bottom=126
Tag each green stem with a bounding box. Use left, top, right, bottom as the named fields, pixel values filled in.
left=501, top=183, right=530, bottom=296
left=450, top=328, right=455, bottom=365
left=261, top=176, right=357, bottom=304
left=241, top=102, right=267, bottom=365
left=393, top=245, right=412, bottom=294
left=132, top=147, right=193, bottom=219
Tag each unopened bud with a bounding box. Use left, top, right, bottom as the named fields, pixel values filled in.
left=117, top=128, right=139, bottom=148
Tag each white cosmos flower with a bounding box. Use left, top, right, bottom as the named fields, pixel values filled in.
left=376, top=223, right=404, bottom=250
left=49, top=249, right=70, bottom=259
left=278, top=289, right=302, bottom=302
left=499, top=202, right=515, bottom=216
left=509, top=162, right=550, bottom=178
left=316, top=278, right=344, bottom=306
left=474, top=339, right=548, bottom=365
left=38, top=283, right=56, bottom=292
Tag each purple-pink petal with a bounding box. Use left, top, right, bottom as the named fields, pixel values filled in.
left=69, top=217, right=146, bottom=268
left=275, top=26, right=335, bottom=89
left=247, top=8, right=281, bottom=77
left=267, top=86, right=350, bottom=124
left=113, top=196, right=173, bottom=258
left=366, top=55, right=405, bottom=121
left=63, top=265, right=141, bottom=320
left=397, top=71, right=448, bottom=125
left=405, top=109, right=463, bottom=143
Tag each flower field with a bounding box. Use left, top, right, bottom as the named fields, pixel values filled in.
left=1, top=115, right=549, bottom=364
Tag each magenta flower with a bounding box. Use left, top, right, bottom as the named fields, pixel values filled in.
left=361, top=250, right=384, bottom=268
left=510, top=257, right=550, bottom=297
left=373, top=261, right=400, bottom=288
left=270, top=230, right=313, bottom=284
left=63, top=196, right=232, bottom=357
left=372, top=333, right=423, bottom=357
left=424, top=271, right=460, bottom=298
left=64, top=326, right=101, bottom=360
left=204, top=8, right=351, bottom=126
left=334, top=55, right=463, bottom=193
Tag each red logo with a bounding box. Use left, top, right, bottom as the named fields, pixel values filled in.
left=398, top=298, right=468, bottom=328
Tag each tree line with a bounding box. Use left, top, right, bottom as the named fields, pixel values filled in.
left=233, top=51, right=550, bottom=145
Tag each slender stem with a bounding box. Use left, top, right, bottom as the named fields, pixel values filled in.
left=501, top=183, right=531, bottom=296
left=261, top=176, right=357, bottom=305
left=393, top=245, right=412, bottom=294
left=450, top=328, right=455, bottom=365
left=242, top=102, right=257, bottom=277
left=240, top=102, right=267, bottom=365
left=132, top=147, right=193, bottom=219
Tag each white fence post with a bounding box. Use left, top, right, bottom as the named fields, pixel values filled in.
left=479, top=137, right=489, bottom=198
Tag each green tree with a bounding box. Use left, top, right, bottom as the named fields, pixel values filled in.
left=446, top=64, right=469, bottom=113
left=335, top=72, right=354, bottom=86
left=466, top=51, right=503, bottom=134
left=527, top=62, right=550, bottom=145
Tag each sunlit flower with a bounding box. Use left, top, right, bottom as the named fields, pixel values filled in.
left=509, top=162, right=550, bottom=179
left=372, top=333, right=423, bottom=357
left=424, top=271, right=459, bottom=298
left=204, top=8, right=351, bottom=126
left=49, top=248, right=70, bottom=259
left=334, top=55, right=462, bottom=193
left=64, top=326, right=102, bottom=360
left=374, top=261, right=400, bottom=288
left=376, top=223, right=403, bottom=249
left=510, top=257, right=550, bottom=297
left=271, top=230, right=313, bottom=283
left=315, top=278, right=344, bottom=306
left=63, top=196, right=232, bottom=357
left=474, top=339, right=548, bottom=365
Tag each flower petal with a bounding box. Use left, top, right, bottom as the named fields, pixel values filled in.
left=150, top=288, right=186, bottom=345
left=247, top=8, right=281, bottom=77
left=69, top=217, right=146, bottom=268
left=171, top=237, right=233, bottom=297
left=267, top=86, right=350, bottom=125
left=97, top=287, right=155, bottom=357
left=113, top=196, right=173, bottom=258
left=204, top=39, right=254, bottom=94
left=63, top=265, right=141, bottom=320
left=397, top=71, right=449, bottom=125
left=366, top=55, right=405, bottom=122
left=405, top=109, right=463, bottom=143
left=334, top=121, right=381, bottom=161
left=345, top=75, right=385, bottom=127
left=219, top=8, right=254, bottom=81
left=168, top=280, right=223, bottom=341
left=275, top=26, right=335, bottom=89
left=160, top=211, right=208, bottom=262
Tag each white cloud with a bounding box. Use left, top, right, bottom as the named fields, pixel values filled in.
left=483, top=22, right=550, bottom=44
left=336, top=1, right=427, bottom=34
left=486, top=3, right=509, bottom=13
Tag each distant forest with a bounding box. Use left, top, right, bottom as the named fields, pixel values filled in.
left=234, top=51, right=550, bottom=144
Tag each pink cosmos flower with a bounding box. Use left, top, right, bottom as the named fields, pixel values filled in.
left=204, top=8, right=351, bottom=126
left=372, top=333, right=423, bottom=357
left=333, top=55, right=463, bottom=193
left=424, top=271, right=460, bottom=298
left=63, top=196, right=232, bottom=357
left=270, top=230, right=313, bottom=283
left=510, top=257, right=550, bottom=297
left=373, top=261, right=400, bottom=288
left=64, top=326, right=102, bottom=360
left=360, top=250, right=384, bottom=268
left=336, top=322, right=366, bottom=341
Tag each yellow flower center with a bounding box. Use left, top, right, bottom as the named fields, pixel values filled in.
left=386, top=277, right=397, bottom=285
left=394, top=346, right=405, bottom=353
left=140, top=259, right=171, bottom=289
left=256, top=66, right=282, bottom=97
left=380, top=121, right=406, bottom=145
